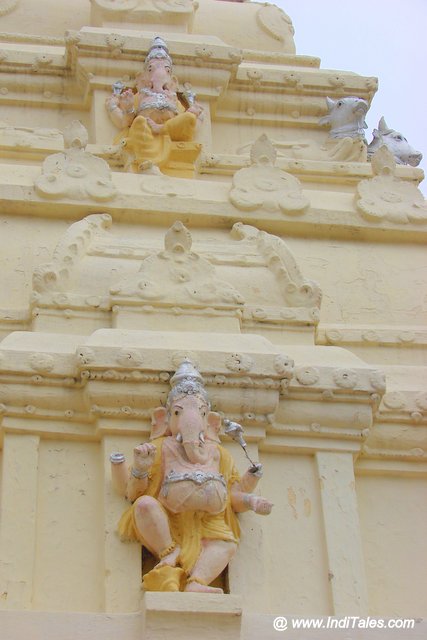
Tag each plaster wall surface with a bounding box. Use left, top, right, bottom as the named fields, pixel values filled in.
left=356, top=474, right=427, bottom=617
left=0, top=0, right=425, bottom=637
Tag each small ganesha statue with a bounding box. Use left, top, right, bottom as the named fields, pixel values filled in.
left=105, top=36, right=203, bottom=173
left=110, top=360, right=273, bottom=593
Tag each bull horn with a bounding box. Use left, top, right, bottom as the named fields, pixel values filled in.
left=326, top=97, right=335, bottom=111
left=378, top=116, right=391, bottom=133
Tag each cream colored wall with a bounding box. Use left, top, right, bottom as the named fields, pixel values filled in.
left=33, top=440, right=104, bottom=612
left=259, top=452, right=331, bottom=615
left=0, top=0, right=425, bottom=637
left=356, top=474, right=427, bottom=617
left=290, top=238, right=427, bottom=328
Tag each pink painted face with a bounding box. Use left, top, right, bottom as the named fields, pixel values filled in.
left=168, top=394, right=209, bottom=438
left=138, top=58, right=173, bottom=93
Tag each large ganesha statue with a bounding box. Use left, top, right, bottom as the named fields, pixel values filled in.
left=111, top=360, right=272, bottom=593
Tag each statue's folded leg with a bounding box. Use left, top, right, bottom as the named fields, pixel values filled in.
left=132, top=495, right=180, bottom=566
left=164, top=112, right=197, bottom=142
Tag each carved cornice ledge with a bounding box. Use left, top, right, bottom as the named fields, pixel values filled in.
left=1, top=165, right=426, bottom=242
left=317, top=324, right=427, bottom=349
left=0, top=332, right=389, bottom=457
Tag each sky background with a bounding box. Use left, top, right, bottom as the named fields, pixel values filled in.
left=274, top=0, right=427, bottom=193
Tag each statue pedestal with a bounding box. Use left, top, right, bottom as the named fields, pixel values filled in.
left=142, top=592, right=242, bottom=640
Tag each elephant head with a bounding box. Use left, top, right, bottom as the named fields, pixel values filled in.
left=150, top=360, right=221, bottom=464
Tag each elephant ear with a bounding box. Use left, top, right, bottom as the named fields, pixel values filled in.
left=150, top=407, right=171, bottom=439
left=206, top=411, right=222, bottom=443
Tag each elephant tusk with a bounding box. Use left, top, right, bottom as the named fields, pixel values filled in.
left=199, top=432, right=205, bottom=444
left=176, top=433, right=183, bottom=443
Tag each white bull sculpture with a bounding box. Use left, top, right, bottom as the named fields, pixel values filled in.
left=367, top=117, right=423, bottom=166
left=319, top=96, right=369, bottom=139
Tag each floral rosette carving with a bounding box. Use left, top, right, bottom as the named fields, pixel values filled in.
left=325, top=329, right=343, bottom=344
left=225, top=353, right=254, bottom=373
left=382, top=392, right=406, bottom=410
left=356, top=146, right=427, bottom=224
left=274, top=355, right=294, bottom=377
left=295, top=366, right=319, bottom=386
left=333, top=368, right=358, bottom=389
left=29, top=353, right=55, bottom=373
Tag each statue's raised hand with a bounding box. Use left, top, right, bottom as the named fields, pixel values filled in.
left=247, top=495, right=273, bottom=516
left=118, top=88, right=135, bottom=113
left=133, top=443, right=156, bottom=471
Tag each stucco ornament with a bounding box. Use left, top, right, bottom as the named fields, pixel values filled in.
left=295, top=366, right=320, bottom=386
left=356, top=146, right=427, bottom=224
left=333, top=368, right=358, bottom=389
left=368, top=117, right=422, bottom=166
left=110, top=360, right=273, bottom=592
left=225, top=353, right=254, bottom=373
left=28, top=353, right=55, bottom=373
left=35, top=121, right=117, bottom=202
left=229, top=134, right=309, bottom=214
left=105, top=36, right=202, bottom=175
left=110, top=221, right=245, bottom=307
left=32, top=214, right=112, bottom=298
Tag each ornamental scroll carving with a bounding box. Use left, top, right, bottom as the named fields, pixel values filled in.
left=231, top=223, right=322, bottom=310
left=110, top=221, right=245, bottom=308
left=230, top=134, right=309, bottom=215
left=32, top=214, right=112, bottom=295
left=356, top=146, right=427, bottom=224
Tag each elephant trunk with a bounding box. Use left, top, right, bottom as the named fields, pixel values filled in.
left=180, top=412, right=209, bottom=464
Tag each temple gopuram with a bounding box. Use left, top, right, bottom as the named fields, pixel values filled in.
left=0, top=1, right=425, bottom=638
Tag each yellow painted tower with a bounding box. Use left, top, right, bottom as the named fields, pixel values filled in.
left=0, top=1, right=425, bottom=638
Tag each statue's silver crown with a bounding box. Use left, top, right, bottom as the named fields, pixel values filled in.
left=167, top=359, right=209, bottom=407
left=145, top=36, right=172, bottom=68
